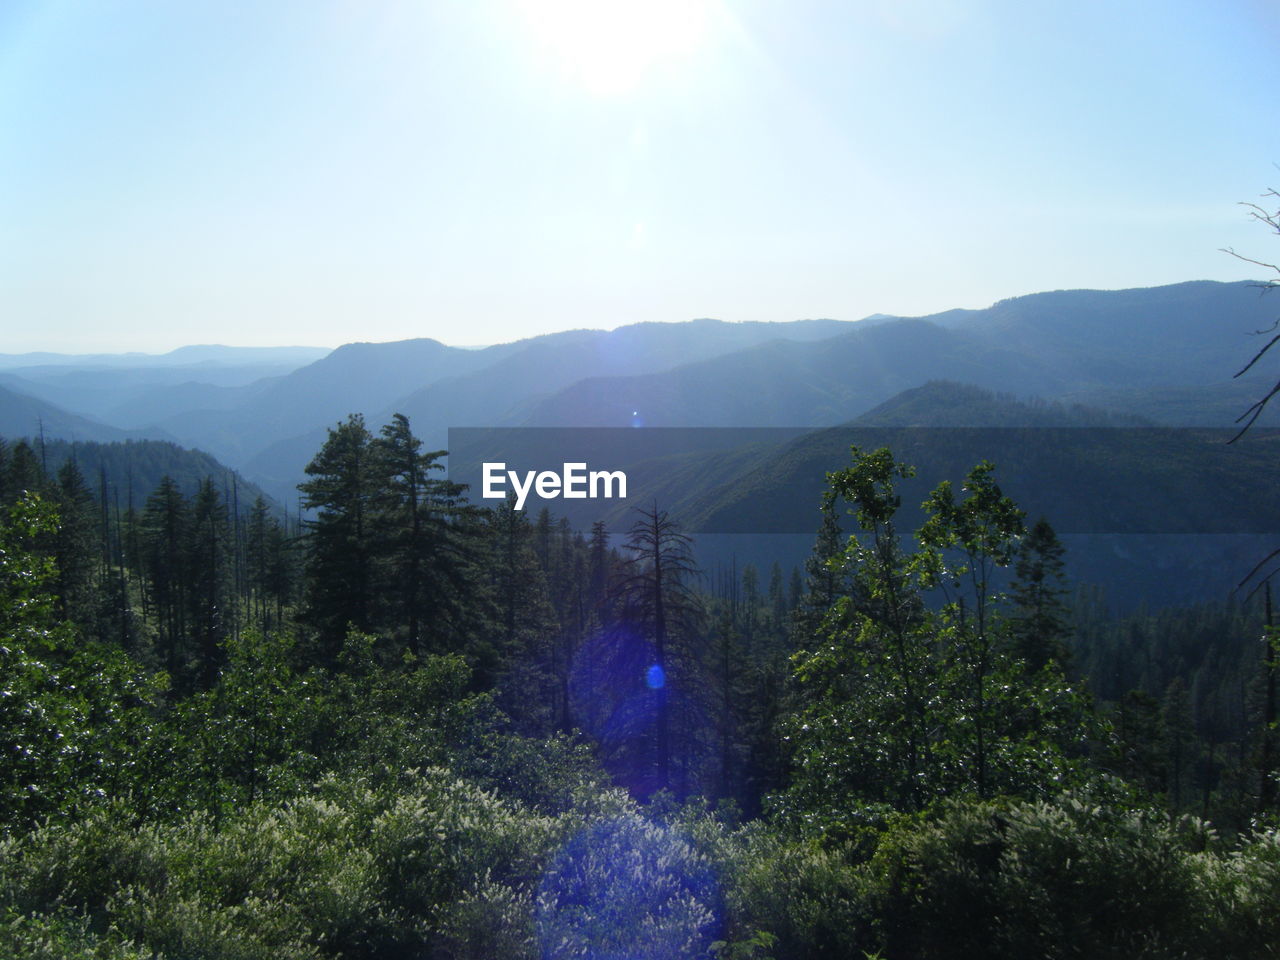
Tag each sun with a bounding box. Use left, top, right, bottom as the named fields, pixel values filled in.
left=514, top=0, right=714, bottom=97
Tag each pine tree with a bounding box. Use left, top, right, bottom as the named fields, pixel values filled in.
left=1162, top=676, right=1197, bottom=809
left=6, top=440, right=46, bottom=500
left=613, top=504, right=705, bottom=795
left=141, top=476, right=189, bottom=684
left=299, top=414, right=377, bottom=659
left=1010, top=517, right=1071, bottom=671
left=793, top=489, right=846, bottom=638
left=767, top=561, right=786, bottom=634
left=52, top=457, right=98, bottom=626
left=245, top=495, right=271, bottom=634
left=485, top=495, right=558, bottom=731
left=187, top=478, right=232, bottom=688
left=371, top=413, right=477, bottom=655
left=587, top=519, right=612, bottom=624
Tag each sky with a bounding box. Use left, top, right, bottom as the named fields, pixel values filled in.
left=1, top=0, right=1278, bottom=354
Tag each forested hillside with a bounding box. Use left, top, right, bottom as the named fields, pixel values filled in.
left=1, top=412, right=1278, bottom=959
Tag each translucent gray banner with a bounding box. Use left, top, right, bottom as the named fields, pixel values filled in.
left=447, top=426, right=1280, bottom=535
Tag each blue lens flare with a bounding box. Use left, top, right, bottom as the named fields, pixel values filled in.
left=646, top=664, right=665, bottom=689
left=536, top=815, right=721, bottom=955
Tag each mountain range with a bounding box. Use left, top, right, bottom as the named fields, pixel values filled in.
left=2, top=279, right=1276, bottom=514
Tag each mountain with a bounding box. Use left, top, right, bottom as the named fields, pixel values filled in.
left=454, top=381, right=1276, bottom=609
left=522, top=281, right=1279, bottom=430
left=0, top=344, right=334, bottom=436
left=520, top=319, right=1066, bottom=428
left=152, top=337, right=523, bottom=466
left=930, top=280, right=1273, bottom=389
left=453, top=382, right=1264, bottom=535
left=850, top=380, right=1152, bottom=427
left=386, top=318, right=857, bottom=437
left=669, top=386, right=1280, bottom=537
left=0, top=383, right=168, bottom=445
left=15, top=280, right=1278, bottom=509
left=0, top=344, right=329, bottom=370
left=103, top=379, right=280, bottom=428
left=236, top=318, right=857, bottom=501
left=10, top=436, right=279, bottom=513
left=193, top=281, right=1280, bottom=501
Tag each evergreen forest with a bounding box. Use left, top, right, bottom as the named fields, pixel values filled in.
left=1, top=414, right=1279, bottom=960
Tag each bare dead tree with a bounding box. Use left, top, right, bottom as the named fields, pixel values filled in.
left=1223, top=186, right=1280, bottom=602
left=1222, top=186, right=1280, bottom=443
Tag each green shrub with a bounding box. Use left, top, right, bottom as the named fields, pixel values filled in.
left=719, top=822, right=872, bottom=960
left=865, top=793, right=1254, bottom=959
left=0, top=908, right=157, bottom=960
left=535, top=811, right=721, bottom=959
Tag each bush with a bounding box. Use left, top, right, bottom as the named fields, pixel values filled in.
left=0, top=908, right=156, bottom=960
left=864, top=792, right=1268, bottom=959
left=535, top=810, right=721, bottom=960
left=720, top=823, right=872, bottom=959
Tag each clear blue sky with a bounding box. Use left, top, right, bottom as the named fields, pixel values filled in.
left=1, top=0, right=1277, bottom=353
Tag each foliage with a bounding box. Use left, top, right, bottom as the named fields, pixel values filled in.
left=864, top=791, right=1280, bottom=960
left=5, top=413, right=1280, bottom=958
left=784, top=448, right=1096, bottom=827
left=0, top=494, right=163, bottom=828
left=0, top=908, right=157, bottom=960
left=0, top=772, right=730, bottom=960
left=536, top=811, right=721, bottom=959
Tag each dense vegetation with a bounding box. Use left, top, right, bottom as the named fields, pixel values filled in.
left=1, top=416, right=1278, bottom=959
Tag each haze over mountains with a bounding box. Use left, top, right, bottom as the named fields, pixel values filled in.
left=1, top=279, right=1276, bottom=509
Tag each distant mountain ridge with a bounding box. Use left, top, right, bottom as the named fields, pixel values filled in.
left=0, top=383, right=173, bottom=445
left=238, top=318, right=858, bottom=499
left=8, top=280, right=1277, bottom=505
left=519, top=319, right=1065, bottom=428
left=521, top=280, right=1279, bottom=429
left=0, top=344, right=329, bottom=369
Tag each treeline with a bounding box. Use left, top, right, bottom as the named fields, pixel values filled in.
left=1075, top=593, right=1275, bottom=827
left=0, top=435, right=301, bottom=692
left=2, top=416, right=1279, bottom=958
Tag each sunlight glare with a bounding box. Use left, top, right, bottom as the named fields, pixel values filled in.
left=515, top=0, right=713, bottom=96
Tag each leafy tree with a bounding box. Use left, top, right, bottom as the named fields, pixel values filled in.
left=786, top=447, right=1094, bottom=824
left=0, top=494, right=160, bottom=827
left=167, top=629, right=320, bottom=813
left=918, top=459, right=1027, bottom=798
